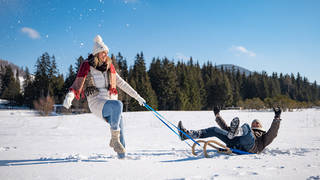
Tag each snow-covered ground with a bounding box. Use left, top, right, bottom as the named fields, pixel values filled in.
left=0, top=109, right=319, bottom=180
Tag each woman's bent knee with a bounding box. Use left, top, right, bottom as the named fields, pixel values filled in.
left=111, top=100, right=123, bottom=110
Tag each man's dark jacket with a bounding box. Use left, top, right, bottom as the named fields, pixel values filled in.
left=215, top=115, right=281, bottom=153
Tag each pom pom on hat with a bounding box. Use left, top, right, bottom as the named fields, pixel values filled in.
left=94, top=35, right=103, bottom=43
left=93, top=35, right=109, bottom=55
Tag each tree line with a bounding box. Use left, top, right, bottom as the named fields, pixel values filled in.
left=1, top=52, right=320, bottom=113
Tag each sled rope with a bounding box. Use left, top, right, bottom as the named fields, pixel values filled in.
left=144, top=103, right=200, bottom=147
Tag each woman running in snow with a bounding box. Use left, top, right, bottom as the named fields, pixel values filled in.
left=63, top=35, right=146, bottom=158
left=178, top=107, right=282, bottom=153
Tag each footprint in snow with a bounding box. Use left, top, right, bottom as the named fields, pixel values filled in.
left=0, top=147, right=17, bottom=151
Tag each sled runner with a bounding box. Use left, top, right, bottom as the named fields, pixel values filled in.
left=191, top=139, right=254, bottom=158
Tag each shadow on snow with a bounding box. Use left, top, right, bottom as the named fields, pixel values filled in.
left=0, top=157, right=108, bottom=166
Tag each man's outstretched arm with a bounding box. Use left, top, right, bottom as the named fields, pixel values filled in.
left=262, top=107, right=282, bottom=147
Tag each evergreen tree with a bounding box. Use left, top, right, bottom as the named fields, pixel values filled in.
left=15, top=69, right=21, bottom=91
left=0, top=66, right=3, bottom=93
left=244, top=73, right=259, bottom=99
left=296, top=72, right=304, bottom=101
left=224, top=67, right=238, bottom=107
left=149, top=58, right=162, bottom=102
left=14, top=69, right=24, bottom=105
left=269, top=72, right=281, bottom=97
left=116, top=52, right=130, bottom=112
left=175, top=59, right=205, bottom=110
left=51, top=74, right=64, bottom=104
left=206, top=70, right=232, bottom=108
left=128, top=52, right=157, bottom=111
left=232, top=69, right=242, bottom=106
left=23, top=52, right=65, bottom=107
left=280, top=73, right=292, bottom=96
left=0, top=65, right=13, bottom=96
left=221, top=72, right=233, bottom=106
left=318, top=83, right=320, bottom=101
left=311, top=81, right=318, bottom=102
left=201, top=63, right=215, bottom=109
left=239, top=72, right=247, bottom=99
left=149, top=57, right=177, bottom=110
left=116, top=53, right=129, bottom=80
left=63, top=65, right=76, bottom=93
left=289, top=73, right=297, bottom=100
left=0, top=66, right=21, bottom=104
left=302, top=77, right=311, bottom=102
left=189, top=60, right=205, bottom=110
left=75, top=56, right=85, bottom=73
left=48, top=55, right=58, bottom=79
left=48, top=56, right=64, bottom=103
left=176, top=61, right=192, bottom=110
left=257, top=71, right=270, bottom=100
left=33, top=52, right=51, bottom=99
left=23, top=67, right=34, bottom=107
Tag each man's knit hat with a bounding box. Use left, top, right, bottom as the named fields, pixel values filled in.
left=93, top=35, right=109, bottom=56
left=251, top=119, right=264, bottom=131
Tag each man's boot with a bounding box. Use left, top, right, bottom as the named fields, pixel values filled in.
left=178, top=121, right=200, bottom=141
left=227, top=117, right=243, bottom=139
left=110, top=129, right=126, bottom=157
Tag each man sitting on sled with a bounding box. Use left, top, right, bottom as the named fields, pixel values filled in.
left=178, top=107, right=282, bottom=154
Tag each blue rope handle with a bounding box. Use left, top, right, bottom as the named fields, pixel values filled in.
left=144, top=104, right=180, bottom=137
left=144, top=104, right=193, bottom=147
left=144, top=103, right=200, bottom=147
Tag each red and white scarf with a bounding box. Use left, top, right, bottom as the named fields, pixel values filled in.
left=70, top=55, right=117, bottom=100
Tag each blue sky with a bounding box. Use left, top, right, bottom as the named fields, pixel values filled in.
left=0, top=0, right=319, bottom=83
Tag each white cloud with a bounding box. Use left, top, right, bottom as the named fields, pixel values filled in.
left=231, top=45, right=256, bottom=57
left=21, top=27, right=40, bottom=39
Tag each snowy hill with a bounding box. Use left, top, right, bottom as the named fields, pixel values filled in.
left=0, top=109, right=319, bottom=179
left=0, top=59, right=26, bottom=89
left=0, top=59, right=26, bottom=77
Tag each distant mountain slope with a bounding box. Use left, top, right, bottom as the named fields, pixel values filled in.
left=216, top=64, right=252, bottom=76
left=0, top=59, right=27, bottom=87
left=0, top=59, right=26, bottom=77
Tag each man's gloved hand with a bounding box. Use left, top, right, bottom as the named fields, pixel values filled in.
left=136, top=96, right=146, bottom=106
left=273, top=106, right=281, bottom=119
left=63, top=91, right=75, bottom=109
left=213, top=106, right=220, bottom=116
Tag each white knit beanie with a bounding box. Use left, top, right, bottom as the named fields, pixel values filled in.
left=92, top=35, right=109, bottom=56
left=251, top=119, right=265, bottom=131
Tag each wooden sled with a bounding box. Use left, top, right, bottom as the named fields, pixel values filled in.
left=191, top=139, right=253, bottom=158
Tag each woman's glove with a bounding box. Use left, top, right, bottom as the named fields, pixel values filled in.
left=136, top=96, right=146, bottom=106
left=63, top=91, right=75, bottom=109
